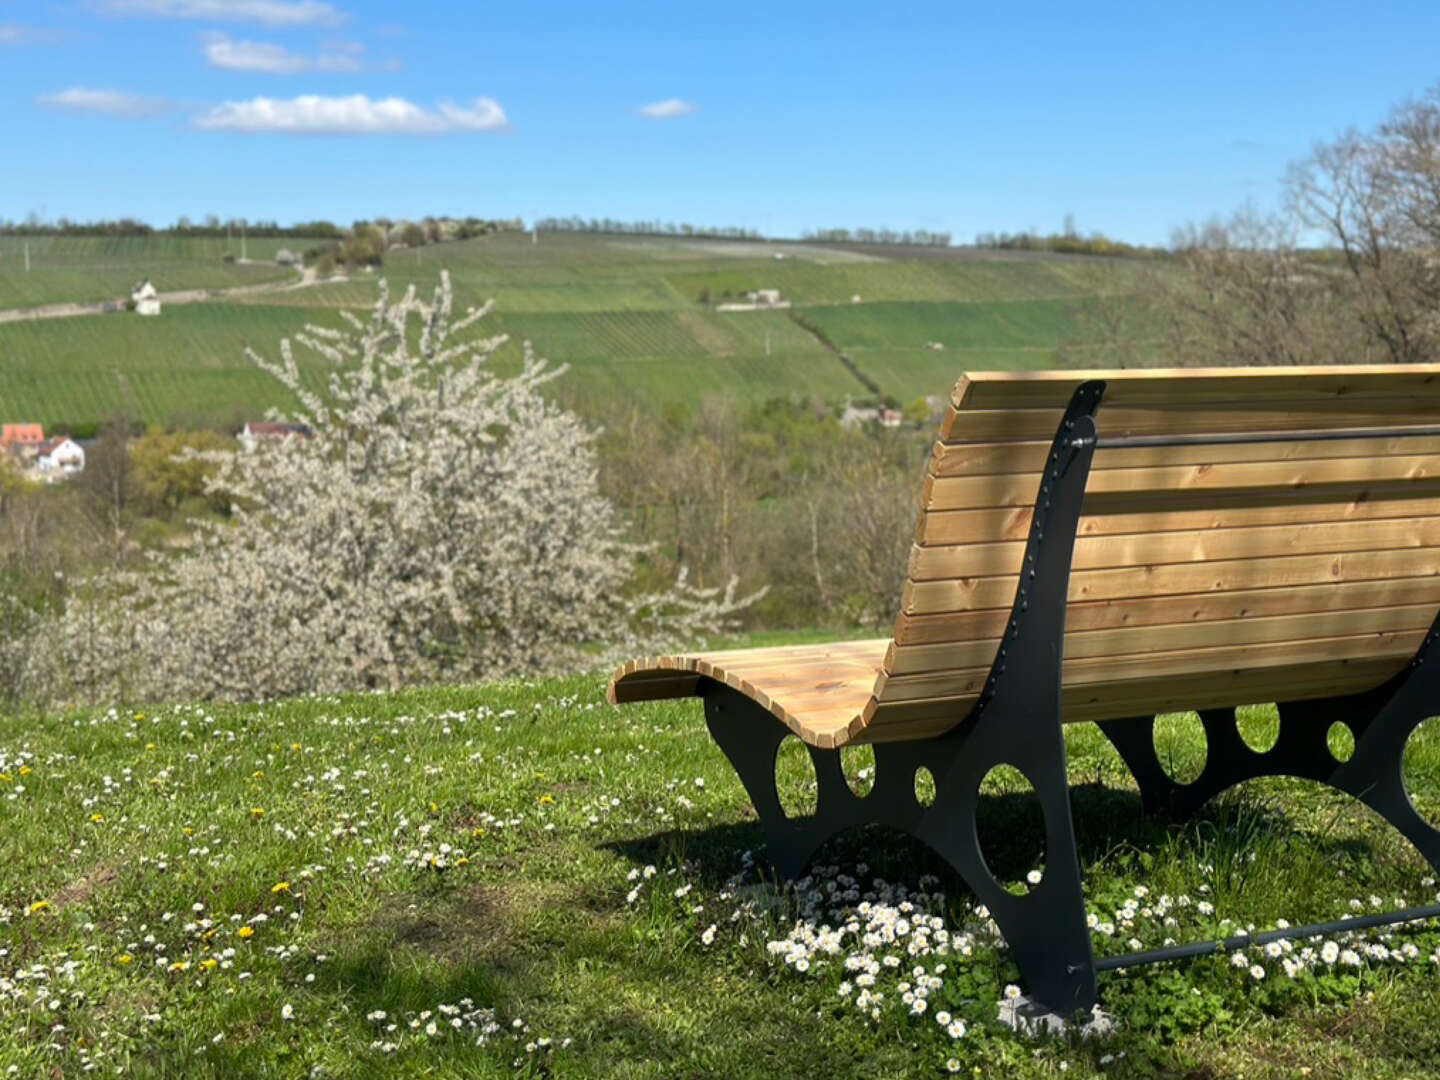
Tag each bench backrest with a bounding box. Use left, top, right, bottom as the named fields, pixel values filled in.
left=863, top=365, right=1440, bottom=741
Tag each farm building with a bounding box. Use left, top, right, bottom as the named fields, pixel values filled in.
left=239, top=421, right=312, bottom=452
left=715, top=288, right=791, bottom=312
left=0, top=423, right=45, bottom=455
left=34, top=437, right=85, bottom=478
left=131, top=280, right=161, bottom=316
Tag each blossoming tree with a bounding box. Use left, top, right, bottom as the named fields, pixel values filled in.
left=42, top=273, right=754, bottom=704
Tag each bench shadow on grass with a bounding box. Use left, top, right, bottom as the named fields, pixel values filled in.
left=603, top=780, right=1385, bottom=901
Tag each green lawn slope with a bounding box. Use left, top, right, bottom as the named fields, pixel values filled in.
left=0, top=232, right=1160, bottom=429
left=1, top=667, right=1437, bottom=1077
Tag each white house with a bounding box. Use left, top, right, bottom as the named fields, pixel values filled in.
left=131, top=280, right=161, bottom=316
left=34, top=437, right=85, bottom=478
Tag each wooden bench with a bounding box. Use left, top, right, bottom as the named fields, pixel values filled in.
left=608, top=365, right=1440, bottom=1014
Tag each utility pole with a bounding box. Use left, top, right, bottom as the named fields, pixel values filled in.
left=23, top=241, right=30, bottom=272
left=240, top=219, right=247, bottom=262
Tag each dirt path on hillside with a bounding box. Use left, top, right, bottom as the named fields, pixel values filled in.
left=0, top=265, right=350, bottom=325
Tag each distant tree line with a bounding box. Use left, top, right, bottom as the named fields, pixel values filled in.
left=300, top=217, right=524, bottom=274
left=534, top=217, right=763, bottom=239
left=973, top=230, right=1160, bottom=258
left=801, top=227, right=952, bottom=247
left=1, top=215, right=523, bottom=241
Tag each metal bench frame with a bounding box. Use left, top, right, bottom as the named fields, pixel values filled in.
left=701, top=378, right=1440, bottom=1014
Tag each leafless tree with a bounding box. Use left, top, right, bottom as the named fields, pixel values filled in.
left=1285, top=85, right=1440, bottom=363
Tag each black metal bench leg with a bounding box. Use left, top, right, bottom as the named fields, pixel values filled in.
left=699, top=381, right=1108, bottom=1016
left=701, top=686, right=863, bottom=879
left=702, top=681, right=1099, bottom=1015
left=1096, top=631, right=1440, bottom=875
left=914, top=715, right=1098, bottom=1015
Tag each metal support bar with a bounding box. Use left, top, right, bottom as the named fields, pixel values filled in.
left=701, top=380, right=1110, bottom=1017
left=1094, top=903, right=1440, bottom=972
left=1095, top=423, right=1440, bottom=450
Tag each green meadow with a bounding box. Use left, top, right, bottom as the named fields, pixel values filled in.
left=2, top=666, right=1438, bottom=1078
left=0, top=232, right=1158, bottom=430
left=0, top=235, right=313, bottom=310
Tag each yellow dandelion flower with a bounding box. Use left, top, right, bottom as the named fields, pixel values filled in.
left=203, top=929, right=218, bottom=942
left=27, top=900, right=51, bottom=916
left=0, top=774, right=11, bottom=783
left=471, top=828, right=486, bottom=839
left=428, top=801, right=439, bottom=814
left=271, top=882, right=291, bottom=894
left=135, top=713, right=146, bottom=721
left=117, top=954, right=133, bottom=966
left=252, top=770, right=265, bottom=780
left=201, top=958, right=218, bottom=971
left=17, top=766, right=31, bottom=777
left=145, top=743, right=156, bottom=751
left=169, top=960, right=189, bottom=972
left=90, top=813, right=104, bottom=824
left=182, top=827, right=193, bottom=836
left=237, top=926, right=254, bottom=939
left=538, top=794, right=555, bottom=806
left=455, top=857, right=470, bottom=867
left=250, top=808, right=264, bottom=818
left=290, top=743, right=301, bottom=752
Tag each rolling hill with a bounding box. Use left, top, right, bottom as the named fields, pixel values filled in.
left=0, top=231, right=1157, bottom=430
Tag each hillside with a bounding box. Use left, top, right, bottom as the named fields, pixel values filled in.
left=2, top=670, right=1438, bottom=1076
left=0, top=231, right=1157, bottom=430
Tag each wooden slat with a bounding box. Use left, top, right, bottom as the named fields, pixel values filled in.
left=892, top=576, right=1440, bottom=646
left=931, top=433, right=1440, bottom=479
left=875, top=629, right=1421, bottom=704
left=918, top=491, right=1440, bottom=546
left=910, top=517, right=1440, bottom=581
left=924, top=455, right=1440, bottom=512
left=853, top=657, right=1407, bottom=742
left=942, top=405, right=1440, bottom=443
left=956, top=366, right=1440, bottom=411
left=902, top=547, right=1440, bottom=616
left=886, top=603, right=1437, bottom=675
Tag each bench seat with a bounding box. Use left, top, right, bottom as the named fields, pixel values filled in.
left=609, top=639, right=888, bottom=748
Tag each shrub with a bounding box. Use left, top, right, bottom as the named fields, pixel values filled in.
left=33, top=274, right=756, bottom=705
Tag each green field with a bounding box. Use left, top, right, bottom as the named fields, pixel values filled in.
left=0, top=231, right=1160, bottom=429
left=0, top=236, right=320, bottom=310
left=2, top=668, right=1438, bottom=1077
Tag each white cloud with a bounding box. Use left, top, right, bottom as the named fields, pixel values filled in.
left=193, top=94, right=509, bottom=135
left=638, top=98, right=696, bottom=120
left=37, top=87, right=170, bottom=117
left=96, top=0, right=345, bottom=28
left=203, top=32, right=361, bottom=73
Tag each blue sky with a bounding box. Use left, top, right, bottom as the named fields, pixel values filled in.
left=3, top=0, right=1439, bottom=244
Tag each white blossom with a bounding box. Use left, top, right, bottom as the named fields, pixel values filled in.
left=32, top=273, right=758, bottom=704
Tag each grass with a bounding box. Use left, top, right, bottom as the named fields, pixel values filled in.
left=0, top=304, right=335, bottom=429
left=3, top=662, right=1439, bottom=1078
left=0, top=233, right=1162, bottom=429
left=0, top=236, right=315, bottom=309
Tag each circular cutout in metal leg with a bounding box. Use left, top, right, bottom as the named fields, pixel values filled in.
left=977, top=764, right=1046, bottom=895
left=775, top=736, right=817, bottom=820
left=914, top=766, right=936, bottom=808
